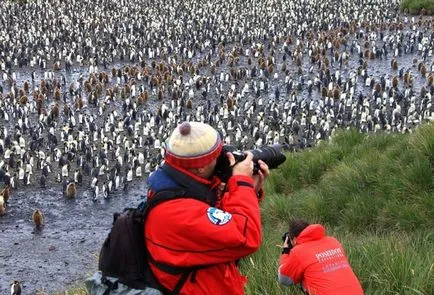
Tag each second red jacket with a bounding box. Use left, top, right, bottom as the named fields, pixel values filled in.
left=278, top=224, right=363, bottom=295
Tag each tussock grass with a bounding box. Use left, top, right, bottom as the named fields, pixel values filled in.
left=243, top=123, right=434, bottom=294
left=400, top=0, right=434, bottom=15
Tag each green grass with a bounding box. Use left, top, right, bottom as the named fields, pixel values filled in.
left=400, top=0, right=434, bottom=14
left=241, top=123, right=434, bottom=294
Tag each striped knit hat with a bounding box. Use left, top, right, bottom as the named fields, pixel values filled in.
left=165, top=122, right=222, bottom=169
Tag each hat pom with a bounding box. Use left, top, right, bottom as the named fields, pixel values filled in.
left=179, top=122, right=191, bottom=135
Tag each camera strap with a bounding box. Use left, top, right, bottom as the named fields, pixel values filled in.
left=161, top=163, right=217, bottom=207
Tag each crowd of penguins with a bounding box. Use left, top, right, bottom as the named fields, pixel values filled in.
left=0, top=0, right=433, bottom=218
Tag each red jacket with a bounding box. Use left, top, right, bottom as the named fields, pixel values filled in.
left=144, top=174, right=262, bottom=294
left=278, top=224, right=363, bottom=295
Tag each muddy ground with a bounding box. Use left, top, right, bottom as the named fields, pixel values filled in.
left=0, top=182, right=147, bottom=294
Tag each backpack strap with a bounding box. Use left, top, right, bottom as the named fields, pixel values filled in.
left=143, top=188, right=212, bottom=295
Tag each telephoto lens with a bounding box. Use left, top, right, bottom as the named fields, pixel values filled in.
left=214, top=144, right=288, bottom=182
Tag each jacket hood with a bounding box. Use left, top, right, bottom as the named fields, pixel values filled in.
left=295, top=224, right=325, bottom=244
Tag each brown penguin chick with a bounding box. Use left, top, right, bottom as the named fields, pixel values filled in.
left=392, top=76, right=399, bottom=88
left=75, top=95, right=83, bottom=110
left=95, top=82, right=103, bottom=96
left=404, top=72, right=413, bottom=86
left=295, top=55, right=302, bottom=67
left=136, top=93, right=144, bottom=105
left=333, top=87, right=341, bottom=99
left=19, top=95, right=28, bottom=105
left=19, top=88, right=25, bottom=98
left=227, top=97, right=234, bottom=110
left=364, top=49, right=370, bottom=59
left=321, top=87, right=328, bottom=98
left=1, top=185, right=11, bottom=203
left=51, top=103, right=59, bottom=119
left=64, top=104, right=71, bottom=117
left=32, top=89, right=40, bottom=99
left=374, top=83, right=382, bottom=94
left=32, top=209, right=44, bottom=227
left=0, top=195, right=6, bottom=216
left=427, top=74, right=433, bottom=86
left=23, top=81, right=30, bottom=93
left=391, top=59, right=398, bottom=70
left=54, top=87, right=61, bottom=100
left=65, top=183, right=76, bottom=198
left=157, top=89, right=163, bottom=100
left=186, top=98, right=193, bottom=109
left=419, top=64, right=427, bottom=77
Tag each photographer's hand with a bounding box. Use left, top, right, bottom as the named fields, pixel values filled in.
left=227, top=151, right=254, bottom=177
left=253, top=160, right=269, bottom=193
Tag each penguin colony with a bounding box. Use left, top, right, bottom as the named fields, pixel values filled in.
left=0, top=0, right=433, bottom=210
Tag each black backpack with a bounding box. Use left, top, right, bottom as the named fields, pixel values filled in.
left=98, top=164, right=218, bottom=295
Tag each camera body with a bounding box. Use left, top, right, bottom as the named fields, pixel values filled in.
left=214, top=144, right=288, bottom=183
left=281, top=231, right=294, bottom=254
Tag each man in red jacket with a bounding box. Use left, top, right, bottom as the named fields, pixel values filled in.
left=278, top=219, right=364, bottom=294
left=144, top=121, right=269, bottom=294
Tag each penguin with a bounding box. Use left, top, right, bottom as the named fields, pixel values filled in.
left=0, top=195, right=6, bottom=216
left=102, top=182, right=109, bottom=199
left=1, top=185, right=11, bottom=203
left=65, top=182, right=77, bottom=198
left=74, top=169, right=83, bottom=186
left=32, top=209, right=44, bottom=227
left=10, top=280, right=21, bottom=295
left=39, top=174, right=47, bottom=188
left=92, top=185, right=99, bottom=202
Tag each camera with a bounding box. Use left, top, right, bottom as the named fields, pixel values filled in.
left=282, top=231, right=290, bottom=243
left=281, top=231, right=293, bottom=254
left=214, top=144, right=288, bottom=183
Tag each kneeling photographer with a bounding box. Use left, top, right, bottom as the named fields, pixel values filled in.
left=278, top=219, right=364, bottom=294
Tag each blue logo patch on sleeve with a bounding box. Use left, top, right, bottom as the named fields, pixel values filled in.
left=207, top=207, right=232, bottom=225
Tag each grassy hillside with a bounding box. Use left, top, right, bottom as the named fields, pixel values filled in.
left=242, top=123, right=434, bottom=294
left=400, top=0, right=434, bottom=15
